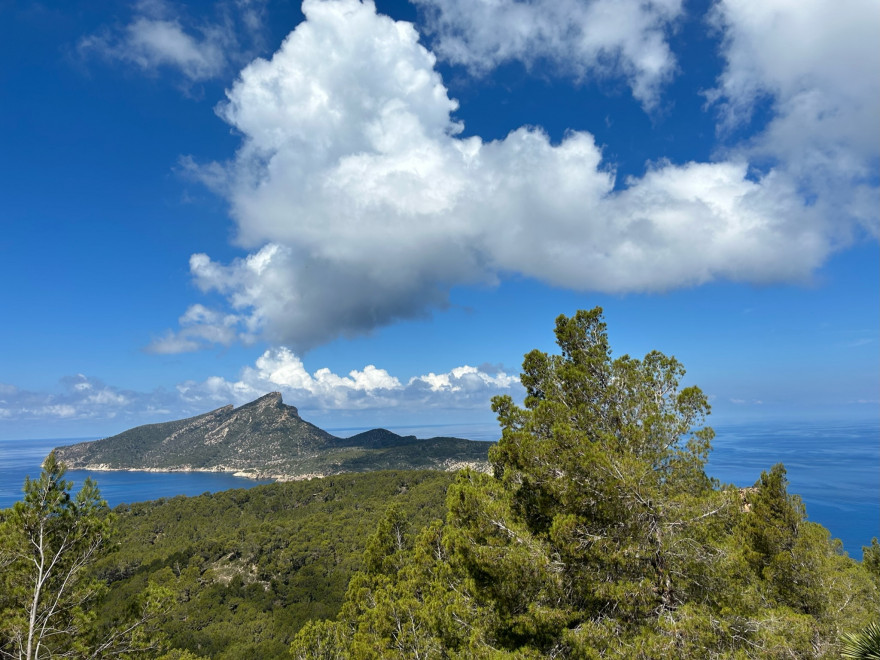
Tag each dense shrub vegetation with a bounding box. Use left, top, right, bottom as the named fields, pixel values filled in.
left=292, top=309, right=878, bottom=658
left=95, top=470, right=453, bottom=658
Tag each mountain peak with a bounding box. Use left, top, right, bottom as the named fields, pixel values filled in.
left=52, top=394, right=491, bottom=479
left=239, top=391, right=299, bottom=417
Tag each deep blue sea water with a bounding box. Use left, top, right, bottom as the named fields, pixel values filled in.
left=0, top=420, right=877, bottom=556
left=0, top=437, right=273, bottom=510
left=706, top=420, right=879, bottom=557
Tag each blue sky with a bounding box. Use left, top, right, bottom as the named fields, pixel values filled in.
left=0, top=0, right=877, bottom=440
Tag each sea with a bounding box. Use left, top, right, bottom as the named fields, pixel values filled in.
left=0, top=420, right=877, bottom=557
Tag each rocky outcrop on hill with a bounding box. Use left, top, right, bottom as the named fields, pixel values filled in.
left=53, top=392, right=492, bottom=479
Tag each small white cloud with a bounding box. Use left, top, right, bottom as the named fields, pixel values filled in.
left=86, top=390, right=129, bottom=406
left=414, top=0, right=684, bottom=108
left=123, top=16, right=228, bottom=80
left=146, top=303, right=245, bottom=354
left=146, top=331, right=204, bottom=355
left=729, top=397, right=763, bottom=406
left=348, top=365, right=403, bottom=392
left=412, top=365, right=517, bottom=392
left=78, top=0, right=267, bottom=84
left=41, top=404, right=78, bottom=418
left=73, top=376, right=93, bottom=392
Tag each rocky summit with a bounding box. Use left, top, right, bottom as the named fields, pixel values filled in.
left=52, top=392, right=492, bottom=480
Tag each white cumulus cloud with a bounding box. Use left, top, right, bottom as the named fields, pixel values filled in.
left=147, top=303, right=245, bottom=354
left=176, top=346, right=520, bottom=413
left=418, top=365, right=518, bottom=392
left=0, top=354, right=520, bottom=432
left=709, top=0, right=880, bottom=232
left=151, top=0, right=876, bottom=354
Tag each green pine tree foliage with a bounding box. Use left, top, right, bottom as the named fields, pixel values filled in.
left=864, top=538, right=880, bottom=588
left=292, top=308, right=879, bottom=659
left=86, top=470, right=453, bottom=658
left=0, top=452, right=170, bottom=659
left=0, top=452, right=111, bottom=659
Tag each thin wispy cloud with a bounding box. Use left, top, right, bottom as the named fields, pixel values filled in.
left=78, top=0, right=268, bottom=85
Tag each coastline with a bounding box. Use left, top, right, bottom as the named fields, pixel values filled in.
left=63, top=458, right=491, bottom=483
left=5, top=420, right=876, bottom=555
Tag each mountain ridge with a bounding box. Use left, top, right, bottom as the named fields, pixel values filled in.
left=52, top=392, right=492, bottom=480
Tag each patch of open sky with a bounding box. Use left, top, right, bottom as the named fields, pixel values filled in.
left=439, top=5, right=724, bottom=186
left=375, top=0, right=420, bottom=24
left=864, top=156, right=880, bottom=188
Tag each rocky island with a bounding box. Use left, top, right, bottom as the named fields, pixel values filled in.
left=52, top=392, right=491, bottom=480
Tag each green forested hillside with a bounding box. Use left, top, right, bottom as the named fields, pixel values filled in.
left=3, top=308, right=878, bottom=659
left=93, top=471, right=453, bottom=658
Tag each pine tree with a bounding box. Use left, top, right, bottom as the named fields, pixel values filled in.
left=0, top=452, right=171, bottom=659
left=291, top=308, right=880, bottom=658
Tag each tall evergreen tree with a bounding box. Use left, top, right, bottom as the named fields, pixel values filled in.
left=0, top=452, right=111, bottom=659
left=0, top=453, right=169, bottom=659
left=291, top=308, right=879, bottom=659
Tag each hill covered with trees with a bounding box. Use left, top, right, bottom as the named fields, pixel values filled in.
left=1, top=464, right=455, bottom=659
left=3, top=308, right=877, bottom=658
left=95, top=470, right=454, bottom=658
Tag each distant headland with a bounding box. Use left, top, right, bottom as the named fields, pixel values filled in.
left=53, top=392, right=491, bottom=480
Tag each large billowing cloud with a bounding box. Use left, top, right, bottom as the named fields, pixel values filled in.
left=153, top=0, right=876, bottom=354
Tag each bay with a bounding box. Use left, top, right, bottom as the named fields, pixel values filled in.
left=0, top=419, right=877, bottom=556
left=0, top=437, right=272, bottom=509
